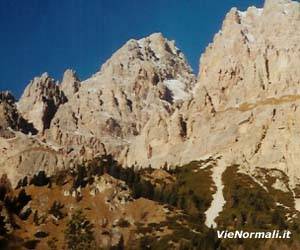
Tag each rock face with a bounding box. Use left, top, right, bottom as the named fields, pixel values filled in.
left=45, top=32, right=195, bottom=160
left=60, top=69, right=81, bottom=100
left=122, top=0, right=300, bottom=196
left=196, top=0, right=300, bottom=111
left=0, top=91, right=37, bottom=138
left=18, top=73, right=67, bottom=132
left=1, top=0, right=300, bottom=199
left=0, top=91, right=71, bottom=186
left=189, top=0, right=300, bottom=188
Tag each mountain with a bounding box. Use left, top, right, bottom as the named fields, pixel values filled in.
left=1, top=0, right=300, bottom=249
left=0, top=32, right=196, bottom=185
left=124, top=0, right=300, bottom=197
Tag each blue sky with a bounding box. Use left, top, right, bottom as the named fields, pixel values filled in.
left=0, top=0, right=263, bottom=98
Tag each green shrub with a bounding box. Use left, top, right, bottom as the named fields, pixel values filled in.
left=64, top=209, right=97, bottom=250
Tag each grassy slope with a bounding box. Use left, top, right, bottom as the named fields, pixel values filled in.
left=2, top=157, right=300, bottom=249
left=216, top=165, right=300, bottom=250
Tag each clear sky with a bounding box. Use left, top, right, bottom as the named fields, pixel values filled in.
left=0, top=0, right=263, bottom=98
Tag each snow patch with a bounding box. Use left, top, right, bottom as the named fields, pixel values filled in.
left=205, top=158, right=227, bottom=228
left=292, top=189, right=300, bottom=212
left=295, top=198, right=300, bottom=212
left=163, top=79, right=189, bottom=101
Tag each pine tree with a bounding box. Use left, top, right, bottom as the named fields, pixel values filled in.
left=64, top=209, right=97, bottom=250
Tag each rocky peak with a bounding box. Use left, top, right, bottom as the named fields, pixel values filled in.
left=123, top=0, right=300, bottom=192
left=193, top=0, right=300, bottom=112
left=19, top=73, right=63, bottom=102
left=60, top=69, right=81, bottom=100
left=18, top=73, right=67, bottom=132
left=94, top=32, right=195, bottom=104
left=46, top=33, right=196, bottom=153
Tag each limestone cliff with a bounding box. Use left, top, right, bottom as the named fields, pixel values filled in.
left=125, top=0, right=300, bottom=191
left=18, top=73, right=67, bottom=132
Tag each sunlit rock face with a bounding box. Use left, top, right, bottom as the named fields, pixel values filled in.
left=45, top=32, right=196, bottom=164
left=0, top=33, right=196, bottom=186
left=195, top=0, right=300, bottom=111
left=60, top=69, right=81, bottom=101
left=124, top=0, right=300, bottom=191
left=18, top=73, right=67, bottom=132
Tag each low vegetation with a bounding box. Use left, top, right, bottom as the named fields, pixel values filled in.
left=1, top=156, right=300, bottom=249
left=216, top=165, right=300, bottom=250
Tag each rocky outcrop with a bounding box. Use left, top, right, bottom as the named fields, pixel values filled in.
left=18, top=73, right=67, bottom=133
left=0, top=132, right=75, bottom=186
left=0, top=91, right=70, bottom=186
left=60, top=69, right=81, bottom=100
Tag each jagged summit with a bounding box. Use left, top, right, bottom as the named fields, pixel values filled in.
left=99, top=32, right=189, bottom=73
left=195, top=0, right=300, bottom=113
left=18, top=73, right=67, bottom=132
left=94, top=32, right=195, bottom=93
left=44, top=32, right=196, bottom=163
left=61, top=69, right=81, bottom=100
